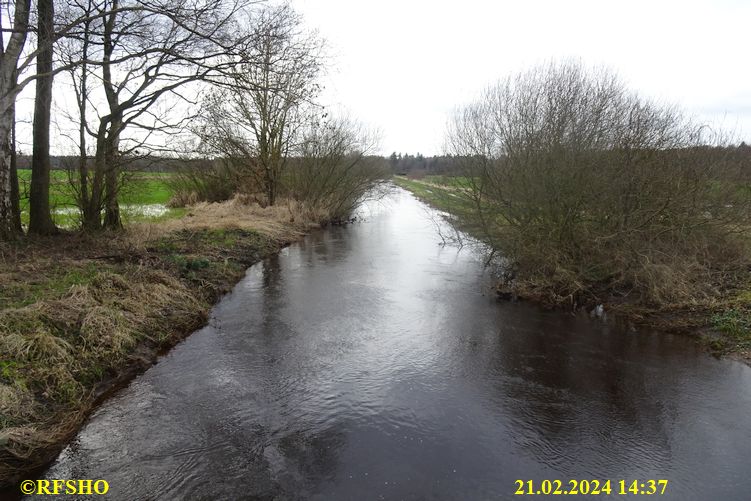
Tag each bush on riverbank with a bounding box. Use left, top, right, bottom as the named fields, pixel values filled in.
left=286, top=118, right=392, bottom=223
left=168, top=117, right=391, bottom=224
left=445, top=62, right=751, bottom=311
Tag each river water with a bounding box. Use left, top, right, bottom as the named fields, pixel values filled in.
left=35, top=189, right=751, bottom=500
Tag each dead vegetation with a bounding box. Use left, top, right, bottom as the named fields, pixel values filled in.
left=153, top=196, right=324, bottom=239
left=0, top=198, right=318, bottom=487
left=439, top=62, right=751, bottom=357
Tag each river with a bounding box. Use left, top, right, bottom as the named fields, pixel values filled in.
left=34, top=189, right=751, bottom=500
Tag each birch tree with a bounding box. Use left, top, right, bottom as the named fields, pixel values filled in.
left=0, top=0, right=31, bottom=239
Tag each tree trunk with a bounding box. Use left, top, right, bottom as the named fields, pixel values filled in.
left=82, top=156, right=103, bottom=231
left=81, top=201, right=101, bottom=231
left=0, top=89, right=21, bottom=237
left=103, top=121, right=122, bottom=230
left=28, top=0, right=57, bottom=235
left=9, top=151, right=21, bottom=233
left=75, top=3, right=91, bottom=223
left=81, top=123, right=109, bottom=231
left=103, top=164, right=121, bottom=229
left=0, top=112, right=18, bottom=239
left=10, top=89, right=21, bottom=233
left=0, top=0, right=31, bottom=240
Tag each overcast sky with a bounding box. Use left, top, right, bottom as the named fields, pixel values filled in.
left=293, top=0, right=751, bottom=156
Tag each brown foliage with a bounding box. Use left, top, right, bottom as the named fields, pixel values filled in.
left=448, top=61, right=751, bottom=307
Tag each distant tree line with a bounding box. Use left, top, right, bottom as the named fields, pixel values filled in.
left=388, top=144, right=750, bottom=179
left=388, top=152, right=464, bottom=176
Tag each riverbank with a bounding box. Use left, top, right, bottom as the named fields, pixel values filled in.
left=394, top=176, right=751, bottom=364
left=0, top=198, right=319, bottom=488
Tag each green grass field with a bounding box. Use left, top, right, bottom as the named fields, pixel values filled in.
left=16, top=170, right=182, bottom=227
left=420, top=174, right=470, bottom=187
left=392, top=176, right=474, bottom=216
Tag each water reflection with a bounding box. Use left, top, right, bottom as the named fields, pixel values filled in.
left=34, top=189, right=751, bottom=500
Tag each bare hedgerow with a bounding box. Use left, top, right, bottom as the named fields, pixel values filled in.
left=447, top=61, right=751, bottom=306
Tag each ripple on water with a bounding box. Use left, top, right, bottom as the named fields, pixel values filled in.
left=34, top=190, right=751, bottom=501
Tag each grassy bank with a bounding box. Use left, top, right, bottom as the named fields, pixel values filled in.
left=0, top=198, right=318, bottom=488
left=395, top=175, right=751, bottom=362
left=392, top=176, right=462, bottom=212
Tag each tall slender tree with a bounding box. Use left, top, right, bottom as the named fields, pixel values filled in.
left=29, top=0, right=57, bottom=234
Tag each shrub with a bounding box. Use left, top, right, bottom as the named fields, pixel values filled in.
left=447, top=61, right=751, bottom=306
left=286, top=117, right=391, bottom=223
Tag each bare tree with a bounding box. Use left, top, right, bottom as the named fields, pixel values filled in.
left=57, top=0, right=256, bottom=230
left=195, top=3, right=323, bottom=206
left=0, top=0, right=183, bottom=237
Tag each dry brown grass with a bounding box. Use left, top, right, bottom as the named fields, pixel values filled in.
left=0, top=267, right=212, bottom=484
left=127, top=196, right=323, bottom=248
left=0, top=198, right=306, bottom=488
